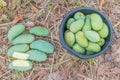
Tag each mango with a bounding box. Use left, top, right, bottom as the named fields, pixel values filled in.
left=26, top=50, right=47, bottom=62
left=86, top=42, right=101, bottom=52
left=66, top=18, right=75, bottom=29
left=72, top=43, right=85, bottom=54
left=8, top=23, right=25, bottom=41
left=7, top=44, right=29, bottom=56
left=12, top=34, right=35, bottom=45
left=8, top=60, right=32, bottom=71
left=70, top=19, right=84, bottom=33
left=64, top=30, right=75, bottom=47
left=82, top=17, right=91, bottom=32
left=30, top=40, right=54, bottom=54
left=12, top=52, right=29, bottom=59
left=86, top=50, right=94, bottom=55
left=91, top=13, right=103, bottom=30
left=97, top=38, right=105, bottom=46
left=84, top=31, right=100, bottom=42
left=98, top=23, right=109, bottom=38
left=76, top=31, right=88, bottom=47
left=30, top=26, right=49, bottom=36
left=74, top=12, right=85, bottom=20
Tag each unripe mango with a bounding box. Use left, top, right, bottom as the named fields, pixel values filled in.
left=73, top=43, right=85, bottom=54
left=74, top=12, right=85, bottom=20
left=66, top=18, right=75, bottom=29
left=85, top=31, right=100, bottom=42
left=30, top=40, right=54, bottom=54
left=76, top=31, right=88, bottom=47
left=86, top=42, right=101, bottom=52
left=12, top=34, right=35, bottom=45
left=26, top=50, right=47, bottom=62
left=82, top=17, right=91, bottom=32
left=30, top=26, right=49, bottom=36
left=8, top=23, right=25, bottom=41
left=7, top=44, right=29, bottom=56
left=70, top=19, right=84, bottom=33
left=97, top=38, right=105, bottom=46
left=91, top=13, right=103, bottom=30
left=8, top=60, right=32, bottom=71
left=64, top=30, right=75, bottom=47
left=98, top=23, right=109, bottom=38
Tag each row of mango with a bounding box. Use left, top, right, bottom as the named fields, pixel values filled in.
left=7, top=23, right=54, bottom=71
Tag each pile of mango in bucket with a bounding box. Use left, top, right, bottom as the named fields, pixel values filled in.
left=7, top=23, right=54, bottom=71
left=64, top=12, right=109, bottom=55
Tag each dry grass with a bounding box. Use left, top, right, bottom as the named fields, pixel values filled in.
left=0, top=0, right=120, bottom=80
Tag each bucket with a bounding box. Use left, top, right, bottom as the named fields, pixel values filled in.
left=59, top=7, right=113, bottom=59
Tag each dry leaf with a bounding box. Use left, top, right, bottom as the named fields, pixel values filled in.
left=48, top=72, right=62, bottom=80
left=12, top=14, right=23, bottom=24
left=110, top=67, right=120, bottom=74
left=99, top=0, right=105, bottom=11
left=30, top=3, right=38, bottom=13
left=32, top=70, right=47, bottom=80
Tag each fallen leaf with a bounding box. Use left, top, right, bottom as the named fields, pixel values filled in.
left=32, top=70, right=47, bottom=80
left=30, top=3, right=38, bottom=13
left=99, top=0, right=105, bottom=11
left=12, top=14, right=23, bottom=24
left=110, top=67, right=120, bottom=74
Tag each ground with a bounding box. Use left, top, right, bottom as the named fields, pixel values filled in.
left=0, top=0, right=120, bottom=80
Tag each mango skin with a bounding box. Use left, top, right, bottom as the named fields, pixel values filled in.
left=70, top=19, right=84, bottom=33
left=82, top=16, right=91, bottom=32
left=86, top=42, right=101, bottom=52
left=30, top=40, right=54, bottom=54
left=64, top=30, right=75, bottom=47
left=30, top=26, right=49, bottom=36
left=98, top=23, right=109, bottom=38
left=74, top=12, right=85, bottom=20
left=72, top=43, right=85, bottom=54
left=66, top=18, right=75, bottom=29
left=91, top=13, right=103, bottom=31
left=12, top=34, right=35, bottom=45
left=85, top=31, right=100, bottom=42
left=26, top=50, right=47, bottom=62
left=97, top=38, right=105, bottom=46
left=7, top=44, right=29, bottom=56
left=8, top=23, right=25, bottom=42
left=8, top=60, right=32, bottom=71
left=76, top=31, right=88, bottom=47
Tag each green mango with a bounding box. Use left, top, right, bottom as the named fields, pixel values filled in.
left=70, top=19, right=84, bottom=33
left=64, top=30, right=75, bottom=47
left=72, top=43, right=85, bottom=54
left=66, top=18, right=75, bottom=29
left=30, top=40, right=54, bottom=54
left=76, top=31, right=88, bottom=47
left=98, top=23, right=109, bottom=38
left=86, top=42, right=101, bottom=52
left=84, top=31, right=100, bottom=42
left=8, top=60, right=32, bottom=71
left=82, top=17, right=91, bottom=32
left=26, top=50, right=47, bottom=62
left=12, top=34, right=35, bottom=45
left=91, top=13, right=103, bottom=31
left=8, top=23, right=25, bottom=41
left=86, top=50, right=94, bottom=55
left=7, top=44, right=29, bottom=56
left=74, top=12, right=85, bottom=20
left=97, top=38, right=105, bottom=46
left=12, top=52, right=29, bottom=59
left=30, top=26, right=49, bottom=36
